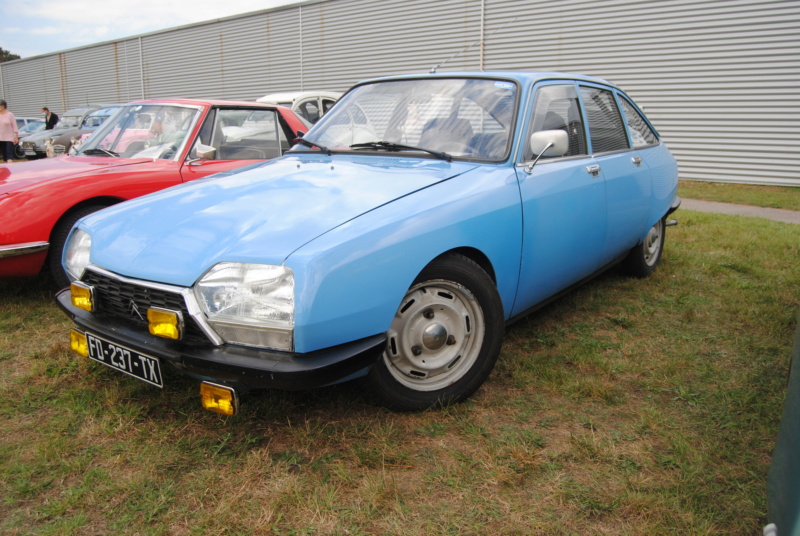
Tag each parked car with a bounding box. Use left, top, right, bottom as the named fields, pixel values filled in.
left=48, top=105, right=121, bottom=157
left=13, top=120, right=46, bottom=159
left=0, top=98, right=309, bottom=287
left=16, top=117, right=44, bottom=129
left=257, top=90, right=341, bottom=124
left=57, top=72, right=680, bottom=416
left=21, top=107, right=101, bottom=159
left=764, top=320, right=800, bottom=536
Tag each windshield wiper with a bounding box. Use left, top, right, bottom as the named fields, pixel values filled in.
left=293, top=137, right=332, bottom=155
left=81, top=148, right=119, bottom=157
left=350, top=141, right=452, bottom=162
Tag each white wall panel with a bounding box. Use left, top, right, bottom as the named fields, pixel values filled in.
left=1, top=55, right=63, bottom=116
left=298, top=0, right=482, bottom=91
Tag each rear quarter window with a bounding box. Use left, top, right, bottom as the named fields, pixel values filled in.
left=619, top=97, right=659, bottom=147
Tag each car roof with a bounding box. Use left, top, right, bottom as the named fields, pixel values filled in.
left=356, top=71, right=617, bottom=88
left=124, top=98, right=286, bottom=108
left=88, top=106, right=121, bottom=114
left=256, top=91, right=343, bottom=103
left=64, top=108, right=99, bottom=115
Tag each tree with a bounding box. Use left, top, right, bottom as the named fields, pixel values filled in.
left=0, top=47, right=21, bottom=63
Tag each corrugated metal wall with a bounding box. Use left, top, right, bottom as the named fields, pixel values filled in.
left=1, top=0, right=798, bottom=186
left=483, top=0, right=800, bottom=187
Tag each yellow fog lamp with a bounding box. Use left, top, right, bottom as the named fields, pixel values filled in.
left=70, top=329, right=88, bottom=357
left=200, top=382, right=239, bottom=416
left=147, top=308, right=183, bottom=340
left=70, top=282, right=94, bottom=312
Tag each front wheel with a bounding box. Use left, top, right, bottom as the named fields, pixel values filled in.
left=620, top=217, right=665, bottom=278
left=363, top=253, right=504, bottom=411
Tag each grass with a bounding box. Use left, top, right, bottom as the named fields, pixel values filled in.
left=679, top=180, right=800, bottom=211
left=1, top=204, right=798, bottom=534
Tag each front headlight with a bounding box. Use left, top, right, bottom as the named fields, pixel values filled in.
left=63, top=229, right=92, bottom=281
left=194, top=263, right=294, bottom=351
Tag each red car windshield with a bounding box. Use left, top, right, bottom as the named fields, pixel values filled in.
left=77, top=104, right=201, bottom=160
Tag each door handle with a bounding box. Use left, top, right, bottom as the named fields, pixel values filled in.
left=586, top=164, right=601, bottom=177
left=632, top=156, right=642, bottom=166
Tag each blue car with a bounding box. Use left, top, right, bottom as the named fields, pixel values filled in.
left=57, top=72, right=680, bottom=415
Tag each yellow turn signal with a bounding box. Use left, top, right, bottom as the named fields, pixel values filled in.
left=70, top=282, right=94, bottom=312
left=147, top=308, right=182, bottom=340
left=70, top=329, right=88, bottom=357
left=200, top=382, right=238, bottom=416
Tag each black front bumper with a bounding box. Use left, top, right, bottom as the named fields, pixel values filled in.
left=56, top=289, right=386, bottom=392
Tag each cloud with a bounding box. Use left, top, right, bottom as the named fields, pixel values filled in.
left=6, top=0, right=303, bottom=57
left=30, top=26, right=65, bottom=36
left=18, top=0, right=287, bottom=31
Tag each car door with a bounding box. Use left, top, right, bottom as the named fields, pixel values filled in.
left=180, top=106, right=289, bottom=181
left=578, top=85, right=653, bottom=263
left=512, top=83, right=607, bottom=315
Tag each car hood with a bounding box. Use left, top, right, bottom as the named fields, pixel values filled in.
left=24, top=128, right=70, bottom=143
left=0, top=156, right=156, bottom=194
left=53, top=128, right=90, bottom=139
left=84, top=154, right=479, bottom=286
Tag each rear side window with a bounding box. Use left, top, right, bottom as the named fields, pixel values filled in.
left=619, top=97, right=659, bottom=147
left=580, top=86, right=629, bottom=154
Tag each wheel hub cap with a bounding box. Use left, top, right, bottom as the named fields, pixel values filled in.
left=422, top=323, right=448, bottom=350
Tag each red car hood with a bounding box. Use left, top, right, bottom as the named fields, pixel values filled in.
left=0, top=156, right=151, bottom=194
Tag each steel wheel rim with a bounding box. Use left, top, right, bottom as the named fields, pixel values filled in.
left=643, top=220, right=664, bottom=266
left=383, top=280, right=485, bottom=391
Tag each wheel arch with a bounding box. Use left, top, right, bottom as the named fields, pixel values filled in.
left=48, top=196, right=123, bottom=245
left=427, top=246, right=497, bottom=285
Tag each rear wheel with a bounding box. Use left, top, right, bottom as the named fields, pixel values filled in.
left=48, top=205, right=108, bottom=288
left=621, top=217, right=665, bottom=278
left=364, top=253, right=504, bottom=411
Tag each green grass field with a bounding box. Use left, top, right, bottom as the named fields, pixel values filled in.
left=1, top=184, right=798, bottom=535
left=679, top=180, right=800, bottom=211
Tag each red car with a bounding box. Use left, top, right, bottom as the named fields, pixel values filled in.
left=0, top=98, right=310, bottom=287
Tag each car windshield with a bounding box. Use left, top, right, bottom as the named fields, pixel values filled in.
left=57, top=115, right=83, bottom=129
left=82, top=107, right=120, bottom=128
left=76, top=104, right=201, bottom=159
left=20, top=122, right=45, bottom=134
left=293, top=77, right=518, bottom=160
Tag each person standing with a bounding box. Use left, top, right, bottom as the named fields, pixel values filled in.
left=0, top=100, right=19, bottom=163
left=42, top=106, right=59, bottom=129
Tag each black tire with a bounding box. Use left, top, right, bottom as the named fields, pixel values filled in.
left=48, top=205, right=108, bottom=288
left=363, top=253, right=504, bottom=411
left=13, top=144, right=24, bottom=159
left=620, top=217, right=665, bottom=278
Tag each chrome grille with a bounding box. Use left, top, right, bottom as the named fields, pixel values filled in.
left=82, top=270, right=209, bottom=344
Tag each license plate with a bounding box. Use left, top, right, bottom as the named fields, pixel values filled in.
left=85, top=332, right=164, bottom=388
left=24, top=148, right=35, bottom=155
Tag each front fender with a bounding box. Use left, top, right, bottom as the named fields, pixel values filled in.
left=287, top=166, right=523, bottom=353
